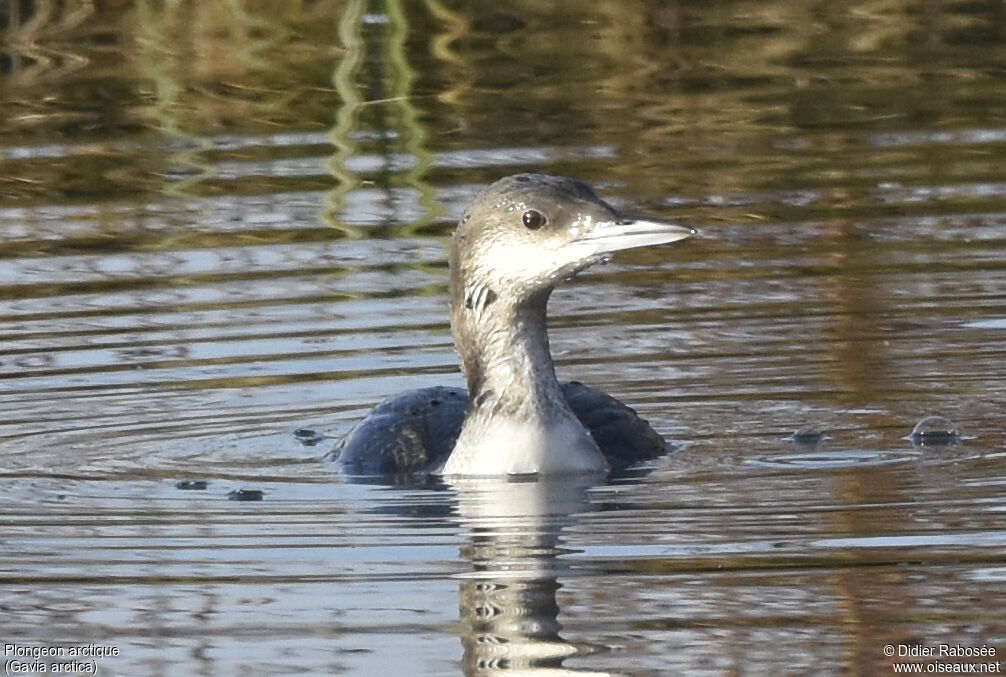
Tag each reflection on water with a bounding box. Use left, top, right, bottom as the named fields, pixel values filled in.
left=2, top=0, right=1006, bottom=674
left=453, top=477, right=603, bottom=675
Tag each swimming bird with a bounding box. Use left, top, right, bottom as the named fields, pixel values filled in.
left=333, top=173, right=695, bottom=477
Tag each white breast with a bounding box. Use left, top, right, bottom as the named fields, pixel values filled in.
left=441, top=414, right=608, bottom=476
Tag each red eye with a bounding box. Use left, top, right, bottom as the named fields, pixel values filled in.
left=522, top=209, right=546, bottom=230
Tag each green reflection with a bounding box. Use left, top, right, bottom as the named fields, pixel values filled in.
left=385, top=0, right=443, bottom=233
left=324, top=0, right=442, bottom=236
left=326, top=0, right=367, bottom=237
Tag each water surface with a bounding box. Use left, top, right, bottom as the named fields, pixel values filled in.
left=2, top=1, right=1005, bottom=675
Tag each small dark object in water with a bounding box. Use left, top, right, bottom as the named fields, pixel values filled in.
left=908, top=415, right=961, bottom=446
left=175, top=480, right=209, bottom=490
left=228, top=488, right=265, bottom=501
left=294, top=428, right=326, bottom=446
left=790, top=427, right=827, bottom=444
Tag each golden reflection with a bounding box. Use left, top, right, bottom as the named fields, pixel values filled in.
left=135, top=0, right=213, bottom=197
left=3, top=0, right=1005, bottom=208
left=424, top=0, right=470, bottom=68
left=1, top=0, right=96, bottom=86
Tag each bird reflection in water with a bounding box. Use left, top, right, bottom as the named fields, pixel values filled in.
left=451, top=475, right=615, bottom=676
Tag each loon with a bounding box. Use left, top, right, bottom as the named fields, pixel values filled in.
left=333, top=173, right=695, bottom=477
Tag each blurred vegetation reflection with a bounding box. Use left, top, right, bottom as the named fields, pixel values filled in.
left=3, top=0, right=1004, bottom=211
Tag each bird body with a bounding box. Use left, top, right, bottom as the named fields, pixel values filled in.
left=333, top=173, right=694, bottom=477
left=335, top=381, right=665, bottom=475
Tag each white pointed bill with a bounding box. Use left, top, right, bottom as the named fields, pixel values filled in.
left=572, top=216, right=696, bottom=255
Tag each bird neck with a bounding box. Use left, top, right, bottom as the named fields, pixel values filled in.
left=451, top=282, right=566, bottom=418
left=444, top=271, right=607, bottom=477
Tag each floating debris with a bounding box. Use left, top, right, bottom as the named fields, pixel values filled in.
left=228, top=488, right=265, bottom=501
left=907, top=415, right=961, bottom=446
left=175, top=480, right=208, bottom=490
left=294, top=428, right=326, bottom=447
left=790, top=427, right=827, bottom=445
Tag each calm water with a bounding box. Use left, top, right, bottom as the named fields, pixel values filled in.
left=2, top=1, right=1006, bottom=675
